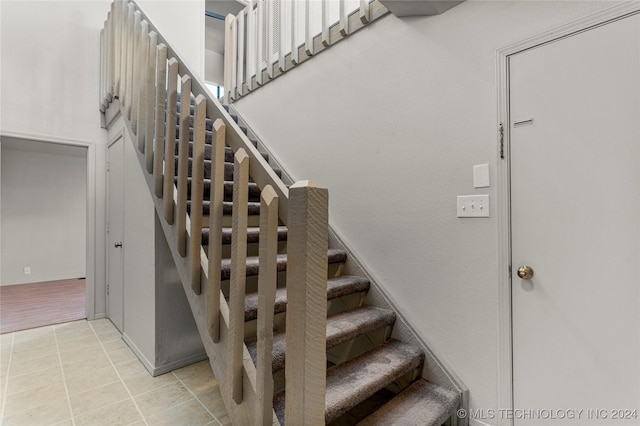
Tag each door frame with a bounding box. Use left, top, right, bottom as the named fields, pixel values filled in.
left=495, top=3, right=640, bottom=425
left=0, top=130, right=98, bottom=320
left=106, top=129, right=125, bottom=329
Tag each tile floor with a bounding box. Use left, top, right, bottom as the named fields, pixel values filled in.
left=0, top=319, right=231, bottom=426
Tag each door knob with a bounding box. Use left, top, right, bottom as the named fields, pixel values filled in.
left=114, top=242, right=123, bottom=248
left=517, top=265, right=534, bottom=280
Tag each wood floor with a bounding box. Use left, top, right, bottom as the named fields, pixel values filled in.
left=0, top=278, right=86, bottom=334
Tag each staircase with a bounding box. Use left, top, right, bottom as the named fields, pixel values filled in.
left=99, top=0, right=466, bottom=424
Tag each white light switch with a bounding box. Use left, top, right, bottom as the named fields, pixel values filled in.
left=457, top=195, right=490, bottom=218
left=473, top=164, right=490, bottom=188
left=23, top=267, right=31, bottom=275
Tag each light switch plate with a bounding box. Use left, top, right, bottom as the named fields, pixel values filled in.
left=457, top=195, right=490, bottom=218
left=473, top=164, right=490, bottom=188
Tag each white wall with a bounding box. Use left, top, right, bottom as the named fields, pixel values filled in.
left=205, top=48, right=224, bottom=84
left=0, top=0, right=111, bottom=316
left=1, top=146, right=86, bottom=285
left=136, top=0, right=205, bottom=78
left=233, top=0, right=619, bottom=421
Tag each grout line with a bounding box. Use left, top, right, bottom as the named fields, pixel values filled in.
left=53, top=325, right=77, bottom=426
left=88, top=319, right=149, bottom=426
left=173, top=372, right=220, bottom=424
left=0, top=333, right=15, bottom=422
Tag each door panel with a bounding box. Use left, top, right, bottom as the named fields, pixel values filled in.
left=510, top=15, right=640, bottom=424
left=107, top=137, right=124, bottom=332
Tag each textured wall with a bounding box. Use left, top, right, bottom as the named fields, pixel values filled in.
left=233, top=1, right=619, bottom=422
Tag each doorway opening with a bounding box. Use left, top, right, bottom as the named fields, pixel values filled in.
left=0, top=137, right=88, bottom=333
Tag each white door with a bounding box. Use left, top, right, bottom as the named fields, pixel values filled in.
left=510, top=14, right=640, bottom=424
left=107, top=136, right=124, bottom=332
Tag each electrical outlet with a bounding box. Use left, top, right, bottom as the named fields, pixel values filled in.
left=457, top=195, right=490, bottom=218
left=23, top=267, right=31, bottom=275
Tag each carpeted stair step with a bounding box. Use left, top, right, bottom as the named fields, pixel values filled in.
left=245, top=306, right=396, bottom=374
left=243, top=275, right=370, bottom=322
left=220, top=248, right=347, bottom=280
left=174, top=157, right=281, bottom=180
left=273, top=339, right=425, bottom=424
left=176, top=113, right=214, bottom=131
left=174, top=125, right=256, bottom=146
left=175, top=177, right=261, bottom=201
left=357, top=379, right=461, bottom=426
left=201, top=225, right=288, bottom=245
left=187, top=200, right=261, bottom=217
left=173, top=140, right=269, bottom=163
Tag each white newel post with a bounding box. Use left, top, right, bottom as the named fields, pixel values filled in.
left=285, top=181, right=328, bottom=425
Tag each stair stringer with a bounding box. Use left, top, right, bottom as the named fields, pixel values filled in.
left=229, top=102, right=469, bottom=425
left=113, top=108, right=280, bottom=426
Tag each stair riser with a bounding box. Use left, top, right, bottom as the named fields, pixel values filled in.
left=174, top=158, right=281, bottom=181
left=174, top=126, right=252, bottom=145
left=175, top=178, right=261, bottom=202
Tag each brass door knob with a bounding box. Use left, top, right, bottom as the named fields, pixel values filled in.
left=517, top=265, right=534, bottom=280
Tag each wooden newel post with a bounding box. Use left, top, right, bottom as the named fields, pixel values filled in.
left=285, top=180, right=328, bottom=426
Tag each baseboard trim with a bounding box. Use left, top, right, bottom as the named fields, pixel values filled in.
left=152, top=352, right=209, bottom=377
left=122, top=332, right=156, bottom=375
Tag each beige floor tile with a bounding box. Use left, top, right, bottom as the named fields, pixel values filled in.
left=54, top=320, right=90, bottom=332
left=74, top=398, right=143, bottom=426
left=11, top=335, right=56, bottom=354
left=10, top=343, right=58, bottom=363
left=215, top=414, right=233, bottom=426
left=56, top=334, right=100, bottom=353
left=55, top=327, right=96, bottom=343
left=1, top=396, right=71, bottom=426
left=89, top=319, right=117, bottom=332
left=12, top=325, right=55, bottom=343
left=113, top=358, right=148, bottom=379
left=102, top=338, right=127, bottom=353
left=59, top=344, right=106, bottom=365
left=134, top=381, right=194, bottom=417
left=107, top=346, right=137, bottom=365
left=145, top=398, right=214, bottom=426
left=8, top=353, right=60, bottom=378
left=5, top=365, right=63, bottom=395
left=194, top=382, right=229, bottom=419
left=65, top=364, right=120, bottom=395
left=51, top=420, right=74, bottom=426
left=123, top=371, right=178, bottom=396
left=0, top=333, right=15, bottom=346
left=3, top=381, right=67, bottom=416
left=95, top=328, right=122, bottom=343
left=62, top=353, right=112, bottom=379
left=173, top=359, right=213, bottom=381
left=69, top=381, right=129, bottom=416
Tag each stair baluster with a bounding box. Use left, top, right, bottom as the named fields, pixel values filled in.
left=229, top=148, right=250, bottom=404
left=208, top=119, right=226, bottom=343
left=153, top=43, right=167, bottom=198
left=130, top=11, right=141, bottom=124
left=256, top=185, right=279, bottom=426
left=176, top=75, right=192, bottom=257
left=163, top=58, right=179, bottom=224
left=190, top=95, right=207, bottom=294
left=144, top=31, right=157, bottom=172
left=136, top=20, right=149, bottom=149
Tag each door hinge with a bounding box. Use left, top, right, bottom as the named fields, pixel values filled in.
left=106, top=161, right=110, bottom=172
left=499, top=123, right=505, bottom=159
left=106, top=283, right=110, bottom=295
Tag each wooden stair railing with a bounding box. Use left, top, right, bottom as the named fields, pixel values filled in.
left=99, top=1, right=328, bottom=424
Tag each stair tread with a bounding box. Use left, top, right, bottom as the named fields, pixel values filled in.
left=357, top=379, right=461, bottom=426
left=243, top=275, right=370, bottom=322
left=220, top=248, right=347, bottom=280
left=273, top=339, right=424, bottom=424
left=246, top=306, right=396, bottom=374
left=176, top=176, right=261, bottom=199
left=202, top=225, right=288, bottom=245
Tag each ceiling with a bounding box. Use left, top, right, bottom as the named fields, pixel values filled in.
left=205, top=0, right=246, bottom=54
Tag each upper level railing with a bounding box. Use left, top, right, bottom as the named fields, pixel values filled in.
left=223, top=0, right=388, bottom=102
left=99, top=1, right=330, bottom=424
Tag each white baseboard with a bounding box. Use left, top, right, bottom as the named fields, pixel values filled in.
left=122, top=332, right=207, bottom=377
